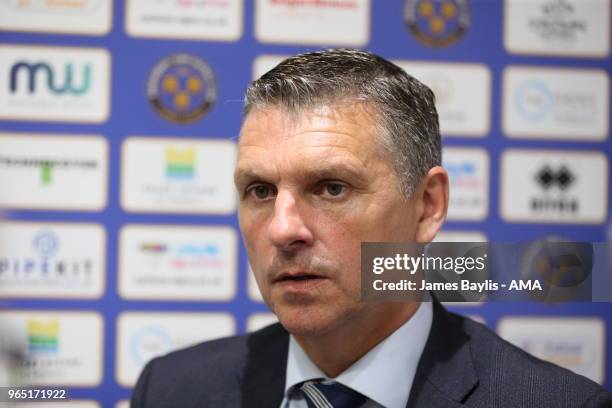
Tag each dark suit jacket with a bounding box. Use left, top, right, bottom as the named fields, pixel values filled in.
left=131, top=302, right=612, bottom=407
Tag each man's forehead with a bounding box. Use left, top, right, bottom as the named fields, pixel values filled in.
left=238, top=102, right=379, bottom=148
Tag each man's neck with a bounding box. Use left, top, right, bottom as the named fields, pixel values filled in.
left=293, top=301, right=420, bottom=378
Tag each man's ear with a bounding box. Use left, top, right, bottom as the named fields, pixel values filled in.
left=414, top=166, right=449, bottom=244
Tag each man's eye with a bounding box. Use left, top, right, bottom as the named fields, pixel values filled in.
left=248, top=184, right=274, bottom=200
left=320, top=182, right=347, bottom=198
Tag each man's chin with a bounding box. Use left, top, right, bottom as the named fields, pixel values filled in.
left=273, top=305, right=348, bottom=338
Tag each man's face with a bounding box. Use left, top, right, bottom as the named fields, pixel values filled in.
left=235, top=103, right=421, bottom=337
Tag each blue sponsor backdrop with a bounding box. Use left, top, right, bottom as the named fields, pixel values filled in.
left=0, top=0, right=610, bottom=405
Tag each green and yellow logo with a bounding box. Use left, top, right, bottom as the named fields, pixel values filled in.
left=28, top=319, right=60, bottom=354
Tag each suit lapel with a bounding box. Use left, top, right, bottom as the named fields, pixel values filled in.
left=407, top=301, right=479, bottom=408
left=240, top=323, right=289, bottom=408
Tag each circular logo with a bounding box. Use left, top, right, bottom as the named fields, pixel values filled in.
left=33, top=231, right=59, bottom=258
left=404, top=0, right=470, bottom=47
left=521, top=237, right=593, bottom=303
left=147, top=54, right=217, bottom=124
left=515, top=80, right=554, bottom=123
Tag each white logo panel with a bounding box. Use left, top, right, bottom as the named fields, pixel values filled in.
left=396, top=62, right=491, bottom=137
left=504, top=0, right=610, bottom=57
left=0, top=311, right=103, bottom=386
left=252, top=55, right=287, bottom=79
left=443, top=148, right=489, bottom=221
left=247, top=265, right=264, bottom=303
left=0, top=222, right=106, bottom=299
left=126, top=0, right=243, bottom=41
left=121, top=137, right=237, bottom=214
left=503, top=66, right=608, bottom=140
left=255, top=0, right=370, bottom=46
left=0, top=0, right=112, bottom=35
left=116, top=312, right=235, bottom=386
left=119, top=225, right=237, bottom=301
left=247, top=313, right=278, bottom=332
left=498, top=317, right=605, bottom=384
left=500, top=150, right=608, bottom=224
left=435, top=231, right=487, bottom=242
left=0, top=45, right=110, bottom=123
left=0, top=133, right=108, bottom=211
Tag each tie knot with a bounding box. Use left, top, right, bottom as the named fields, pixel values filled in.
left=300, top=380, right=368, bottom=408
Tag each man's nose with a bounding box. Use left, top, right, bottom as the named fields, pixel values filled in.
left=267, top=190, right=313, bottom=251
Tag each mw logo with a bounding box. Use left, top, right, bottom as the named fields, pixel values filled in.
left=9, top=61, right=92, bottom=95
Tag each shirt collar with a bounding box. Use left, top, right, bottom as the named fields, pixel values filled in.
left=284, top=301, right=433, bottom=408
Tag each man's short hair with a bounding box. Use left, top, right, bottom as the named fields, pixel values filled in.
left=243, top=48, right=441, bottom=197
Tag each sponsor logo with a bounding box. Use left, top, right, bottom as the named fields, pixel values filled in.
left=116, top=313, right=235, bottom=386
left=0, top=230, right=94, bottom=281
left=0, top=311, right=103, bottom=386
left=0, top=45, right=110, bottom=123
left=255, top=0, right=369, bottom=46
left=395, top=62, right=490, bottom=136
left=443, top=148, right=488, bottom=220
left=10, top=61, right=91, bottom=95
left=147, top=54, right=217, bottom=124
left=527, top=0, right=588, bottom=43
left=0, top=222, right=105, bottom=299
left=504, top=0, right=609, bottom=57
left=121, top=138, right=236, bottom=214
left=404, top=0, right=469, bottom=47
left=500, top=150, right=607, bottom=224
left=0, top=0, right=111, bottom=35
left=165, top=147, right=196, bottom=180
left=498, top=318, right=604, bottom=383
left=119, top=225, right=236, bottom=300
left=28, top=319, right=60, bottom=354
left=531, top=165, right=577, bottom=213
left=0, top=134, right=107, bottom=210
left=126, top=0, right=242, bottom=41
left=0, top=155, right=98, bottom=186
left=515, top=80, right=597, bottom=124
left=503, top=67, right=608, bottom=140
left=129, top=326, right=173, bottom=365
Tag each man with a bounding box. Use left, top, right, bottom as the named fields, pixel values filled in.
left=131, top=49, right=611, bottom=407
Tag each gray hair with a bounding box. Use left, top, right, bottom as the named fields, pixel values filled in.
left=243, top=48, right=441, bottom=198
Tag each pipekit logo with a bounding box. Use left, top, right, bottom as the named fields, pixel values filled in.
left=404, top=0, right=469, bottom=47
left=147, top=54, right=217, bottom=124
left=500, top=150, right=607, bottom=224
left=0, top=45, right=110, bottom=123
left=0, top=222, right=105, bottom=298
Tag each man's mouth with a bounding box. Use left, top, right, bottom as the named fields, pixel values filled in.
left=274, top=272, right=326, bottom=283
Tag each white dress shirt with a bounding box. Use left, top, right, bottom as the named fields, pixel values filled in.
left=281, top=301, right=433, bottom=408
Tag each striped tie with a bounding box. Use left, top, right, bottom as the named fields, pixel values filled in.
left=300, top=380, right=368, bottom=408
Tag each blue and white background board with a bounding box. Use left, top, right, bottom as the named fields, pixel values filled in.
left=0, top=0, right=610, bottom=405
